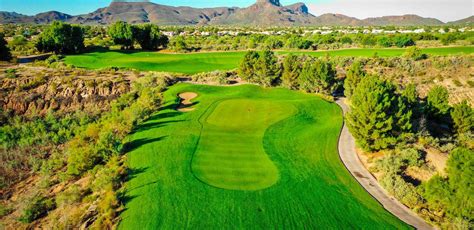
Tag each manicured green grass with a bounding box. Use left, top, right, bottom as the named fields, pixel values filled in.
left=64, top=46, right=473, bottom=74
left=119, top=83, right=410, bottom=229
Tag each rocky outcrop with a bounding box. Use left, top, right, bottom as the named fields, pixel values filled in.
left=0, top=68, right=131, bottom=116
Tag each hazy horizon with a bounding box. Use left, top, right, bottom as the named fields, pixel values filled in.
left=0, top=0, right=472, bottom=22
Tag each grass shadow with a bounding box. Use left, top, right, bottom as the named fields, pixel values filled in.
left=122, top=136, right=168, bottom=153
left=134, top=120, right=185, bottom=133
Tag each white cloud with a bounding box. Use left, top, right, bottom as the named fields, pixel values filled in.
left=307, top=0, right=473, bottom=22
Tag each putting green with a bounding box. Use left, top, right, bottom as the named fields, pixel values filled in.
left=193, top=99, right=296, bottom=190
left=119, top=83, right=410, bottom=229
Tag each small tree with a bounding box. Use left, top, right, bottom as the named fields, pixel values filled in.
left=423, top=148, right=473, bottom=220
left=0, top=34, right=12, bottom=61
left=169, top=36, right=187, bottom=52
left=255, top=50, right=280, bottom=87
left=347, top=75, right=398, bottom=151
left=404, top=46, right=427, bottom=61
left=238, top=51, right=260, bottom=82
left=108, top=21, right=134, bottom=50
left=451, top=100, right=473, bottom=135
left=134, top=24, right=168, bottom=50
left=344, top=61, right=366, bottom=98
left=36, top=21, right=85, bottom=54
left=298, top=59, right=335, bottom=94
left=426, top=86, right=450, bottom=120
left=281, top=54, right=300, bottom=89
left=394, top=36, right=415, bottom=47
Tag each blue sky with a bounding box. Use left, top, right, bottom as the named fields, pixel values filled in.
left=0, top=0, right=472, bottom=21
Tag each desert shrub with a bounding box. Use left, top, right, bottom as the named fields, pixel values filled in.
left=0, top=204, right=12, bottom=218
left=398, top=148, right=424, bottom=167
left=18, top=195, right=55, bottom=223
left=452, top=80, right=463, bottom=87
left=92, top=188, right=120, bottom=229
left=67, top=83, right=161, bottom=176
left=404, top=46, right=427, bottom=61
left=56, top=184, right=82, bottom=207
left=20, top=75, right=47, bottom=90
left=4, top=68, right=17, bottom=79
left=467, top=80, right=474, bottom=88
left=380, top=172, right=423, bottom=207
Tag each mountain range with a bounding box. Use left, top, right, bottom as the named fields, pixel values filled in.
left=1, top=0, right=472, bottom=26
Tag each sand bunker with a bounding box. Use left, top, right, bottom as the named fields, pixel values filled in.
left=177, top=92, right=198, bottom=112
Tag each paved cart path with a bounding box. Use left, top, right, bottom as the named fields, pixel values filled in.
left=336, top=98, right=434, bottom=230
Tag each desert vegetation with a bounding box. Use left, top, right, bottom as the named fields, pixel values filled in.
left=0, top=19, right=472, bottom=230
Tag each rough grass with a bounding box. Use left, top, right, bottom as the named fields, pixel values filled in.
left=119, top=83, right=410, bottom=229
left=64, top=46, right=473, bottom=74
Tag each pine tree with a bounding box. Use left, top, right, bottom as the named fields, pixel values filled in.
left=344, top=61, right=366, bottom=99
left=282, top=54, right=300, bottom=89
left=451, top=100, right=473, bottom=135
left=426, top=86, right=450, bottom=120
left=238, top=51, right=260, bottom=82
left=0, top=34, right=11, bottom=61
left=313, top=59, right=336, bottom=94
left=346, top=75, right=397, bottom=151
left=255, top=50, right=280, bottom=87
left=298, top=58, right=336, bottom=94
left=298, top=59, right=315, bottom=92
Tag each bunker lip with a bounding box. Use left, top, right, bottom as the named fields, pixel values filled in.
left=177, top=92, right=198, bottom=112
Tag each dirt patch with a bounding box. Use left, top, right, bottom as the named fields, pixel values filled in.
left=425, top=148, right=448, bottom=175
left=177, top=92, right=198, bottom=112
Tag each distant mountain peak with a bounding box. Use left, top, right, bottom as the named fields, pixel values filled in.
left=256, top=0, right=281, bottom=6
left=0, top=1, right=460, bottom=26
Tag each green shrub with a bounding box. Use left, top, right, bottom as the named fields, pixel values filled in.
left=453, top=80, right=463, bottom=87
left=18, top=195, right=55, bottom=223
left=4, top=68, right=17, bottom=79
left=56, top=185, right=82, bottom=207
left=404, top=47, right=427, bottom=61
left=380, top=172, right=423, bottom=207
left=467, top=80, right=474, bottom=88
left=398, top=148, right=423, bottom=167
left=0, top=204, right=12, bottom=218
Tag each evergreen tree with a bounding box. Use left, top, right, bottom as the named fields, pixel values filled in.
left=281, top=54, right=300, bottom=89
left=426, top=86, right=450, bottom=120
left=344, top=61, right=366, bottom=98
left=393, top=96, right=413, bottom=137
left=314, top=59, right=336, bottom=94
left=255, top=50, right=280, bottom=87
left=0, top=33, right=12, bottom=61
left=451, top=100, right=473, bottom=135
left=401, top=83, right=418, bottom=107
left=346, top=75, right=398, bottom=151
left=238, top=51, right=260, bottom=82
left=423, top=148, right=474, bottom=221
left=298, top=58, right=336, bottom=94
left=108, top=21, right=134, bottom=50
left=298, top=59, right=315, bottom=92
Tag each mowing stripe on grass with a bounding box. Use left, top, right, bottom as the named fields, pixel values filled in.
left=119, top=84, right=411, bottom=229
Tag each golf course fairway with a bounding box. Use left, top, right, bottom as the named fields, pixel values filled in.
left=64, top=46, right=473, bottom=74
left=119, top=83, right=410, bottom=229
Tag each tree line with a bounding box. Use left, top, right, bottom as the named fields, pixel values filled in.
left=238, top=50, right=336, bottom=94
left=343, top=60, right=473, bottom=225
left=0, top=21, right=170, bottom=57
